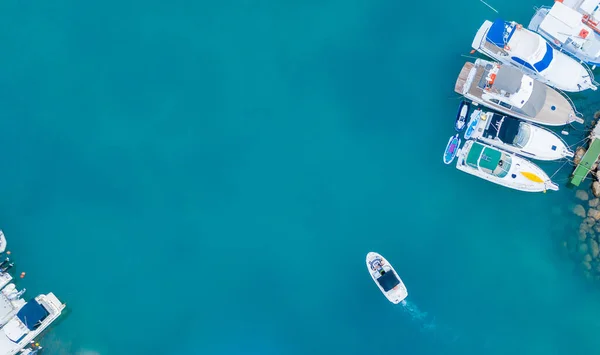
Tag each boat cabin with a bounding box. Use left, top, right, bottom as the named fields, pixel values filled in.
left=486, top=19, right=555, bottom=74
left=478, top=63, right=546, bottom=117
left=483, top=114, right=531, bottom=148
left=377, top=271, right=400, bottom=292
left=465, top=142, right=512, bottom=178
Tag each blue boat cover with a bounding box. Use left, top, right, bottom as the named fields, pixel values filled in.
left=377, top=271, right=400, bottom=292
left=533, top=43, right=554, bottom=72
left=17, top=300, right=49, bottom=331
left=486, top=19, right=516, bottom=47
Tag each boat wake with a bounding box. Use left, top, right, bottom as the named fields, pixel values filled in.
left=400, top=300, right=436, bottom=331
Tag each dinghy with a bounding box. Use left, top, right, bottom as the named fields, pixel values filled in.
left=443, top=134, right=461, bottom=165
left=464, top=110, right=482, bottom=140
left=455, top=101, right=470, bottom=132
left=366, top=252, right=407, bottom=304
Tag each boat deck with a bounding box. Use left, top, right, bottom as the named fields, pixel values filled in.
left=454, top=62, right=474, bottom=94
left=534, top=88, right=578, bottom=125
left=571, top=138, right=600, bottom=186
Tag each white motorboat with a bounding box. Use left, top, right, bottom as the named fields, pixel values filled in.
left=466, top=109, right=574, bottom=161
left=455, top=140, right=559, bottom=192
left=0, top=292, right=64, bottom=355
left=529, top=1, right=600, bottom=67
left=454, top=58, right=582, bottom=126
left=0, top=232, right=7, bottom=255
left=471, top=18, right=596, bottom=92
left=366, top=252, right=407, bottom=304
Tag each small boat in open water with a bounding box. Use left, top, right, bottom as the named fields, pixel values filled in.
left=455, top=100, right=470, bottom=132
left=366, top=252, right=407, bottom=304
left=444, top=134, right=461, bottom=165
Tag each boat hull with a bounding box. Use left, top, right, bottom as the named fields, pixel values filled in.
left=455, top=140, right=559, bottom=192
left=472, top=19, right=596, bottom=92
left=468, top=109, right=574, bottom=161
left=455, top=101, right=470, bottom=132
left=443, top=134, right=461, bottom=164
left=366, top=252, right=407, bottom=304
left=528, top=5, right=600, bottom=67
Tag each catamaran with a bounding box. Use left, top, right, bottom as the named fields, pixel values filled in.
left=455, top=140, right=559, bottom=192
left=529, top=1, right=600, bottom=67
left=366, top=252, right=407, bottom=304
left=0, top=292, right=64, bottom=355
left=471, top=18, right=596, bottom=92
left=466, top=109, right=574, bottom=161
left=454, top=58, right=582, bottom=126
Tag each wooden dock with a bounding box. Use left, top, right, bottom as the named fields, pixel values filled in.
left=571, top=124, right=600, bottom=186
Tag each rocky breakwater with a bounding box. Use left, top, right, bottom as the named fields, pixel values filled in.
left=570, top=189, right=600, bottom=280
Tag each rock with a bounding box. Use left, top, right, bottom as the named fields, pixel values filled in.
left=589, top=208, right=600, bottom=220
left=575, top=147, right=587, bottom=165
left=577, top=190, right=590, bottom=201
left=584, top=254, right=593, bottom=262
left=593, top=162, right=599, bottom=172
left=579, top=229, right=588, bottom=241
left=573, top=204, right=586, bottom=218
left=580, top=243, right=589, bottom=255
left=594, top=223, right=600, bottom=234
left=590, top=198, right=600, bottom=208
left=595, top=111, right=600, bottom=119
left=593, top=181, right=600, bottom=198
left=583, top=261, right=592, bottom=270
left=589, top=239, right=599, bottom=258
left=585, top=217, right=596, bottom=226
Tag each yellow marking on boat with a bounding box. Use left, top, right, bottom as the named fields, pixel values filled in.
left=521, top=171, right=544, bottom=183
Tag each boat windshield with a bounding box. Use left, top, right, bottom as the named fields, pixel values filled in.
left=491, top=155, right=512, bottom=178
left=377, top=271, right=400, bottom=292
left=513, top=123, right=531, bottom=148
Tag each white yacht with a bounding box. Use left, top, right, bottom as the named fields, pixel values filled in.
left=366, top=252, right=407, bottom=304
left=528, top=1, right=600, bottom=67
left=0, top=285, right=27, bottom=332
left=454, top=58, right=582, bottom=126
left=0, top=232, right=8, bottom=255
left=455, top=140, right=559, bottom=192
left=561, top=0, right=600, bottom=24
left=472, top=18, right=596, bottom=92
left=0, top=293, right=64, bottom=355
left=466, top=109, right=574, bottom=161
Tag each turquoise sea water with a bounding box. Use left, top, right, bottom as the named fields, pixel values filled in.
left=0, top=0, right=600, bottom=354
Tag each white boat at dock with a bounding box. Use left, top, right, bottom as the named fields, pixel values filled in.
left=454, top=58, right=582, bottom=126
left=471, top=18, right=596, bottom=92
left=455, top=140, right=559, bottom=192
left=0, top=292, right=64, bottom=355
left=528, top=1, right=600, bottom=67
left=466, top=109, right=574, bottom=161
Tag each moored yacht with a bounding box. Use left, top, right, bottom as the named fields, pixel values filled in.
left=455, top=140, right=559, bottom=192
left=0, top=293, right=64, bottom=355
left=454, top=58, right=582, bottom=126
left=466, top=109, right=574, bottom=161
left=529, top=1, right=600, bottom=67
left=471, top=18, right=596, bottom=92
